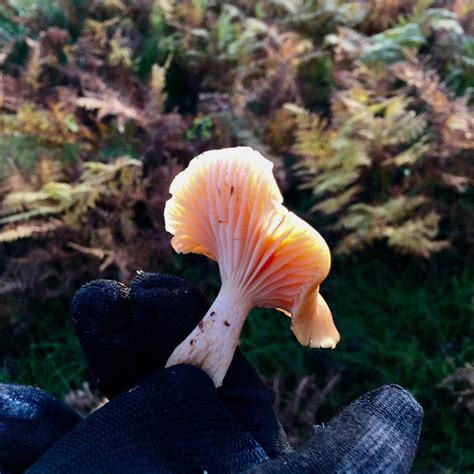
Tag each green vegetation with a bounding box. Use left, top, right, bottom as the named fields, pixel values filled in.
left=2, top=258, right=472, bottom=471
left=0, top=300, right=88, bottom=395
left=243, top=258, right=474, bottom=472
left=0, top=0, right=472, bottom=472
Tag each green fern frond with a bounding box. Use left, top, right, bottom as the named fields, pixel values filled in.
left=333, top=196, right=446, bottom=256
left=385, top=110, right=428, bottom=146
left=339, top=196, right=427, bottom=228
left=0, top=220, right=62, bottom=242
left=384, top=212, right=449, bottom=257
left=293, top=109, right=331, bottom=161
left=81, top=157, right=142, bottom=187
left=0, top=104, right=83, bottom=148
left=0, top=207, right=60, bottom=225
left=309, top=139, right=369, bottom=196
left=292, top=105, right=370, bottom=200
left=3, top=182, right=74, bottom=212
left=311, top=185, right=361, bottom=214
left=387, top=137, right=430, bottom=167
left=310, top=168, right=361, bottom=196
left=342, top=94, right=428, bottom=147
left=0, top=157, right=143, bottom=240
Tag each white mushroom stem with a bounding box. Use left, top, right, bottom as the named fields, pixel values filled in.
left=165, top=284, right=252, bottom=387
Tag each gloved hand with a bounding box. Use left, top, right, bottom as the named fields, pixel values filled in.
left=0, top=272, right=423, bottom=473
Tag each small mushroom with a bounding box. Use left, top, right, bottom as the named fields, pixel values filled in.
left=165, top=147, right=340, bottom=386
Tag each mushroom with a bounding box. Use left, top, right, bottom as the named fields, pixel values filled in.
left=165, top=147, right=340, bottom=386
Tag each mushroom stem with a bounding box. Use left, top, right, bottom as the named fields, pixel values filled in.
left=165, top=284, right=252, bottom=387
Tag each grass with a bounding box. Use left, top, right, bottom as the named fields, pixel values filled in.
left=326, top=259, right=473, bottom=472
left=241, top=257, right=473, bottom=473
left=0, top=256, right=472, bottom=472
left=0, top=297, right=89, bottom=394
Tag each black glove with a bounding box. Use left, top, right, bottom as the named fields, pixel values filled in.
left=0, top=273, right=423, bottom=473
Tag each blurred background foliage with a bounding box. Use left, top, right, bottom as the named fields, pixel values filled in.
left=0, top=0, right=472, bottom=471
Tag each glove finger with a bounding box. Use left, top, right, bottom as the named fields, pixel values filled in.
left=129, top=272, right=291, bottom=457
left=0, top=384, right=79, bottom=472
left=130, top=272, right=291, bottom=457
left=73, top=272, right=291, bottom=459
left=127, top=271, right=268, bottom=391
left=219, top=351, right=292, bottom=458
left=28, top=365, right=269, bottom=474
left=247, top=384, right=423, bottom=474
left=72, top=279, right=137, bottom=398
left=128, top=272, right=210, bottom=377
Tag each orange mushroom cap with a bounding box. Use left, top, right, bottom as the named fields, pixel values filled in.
left=165, top=146, right=339, bottom=349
